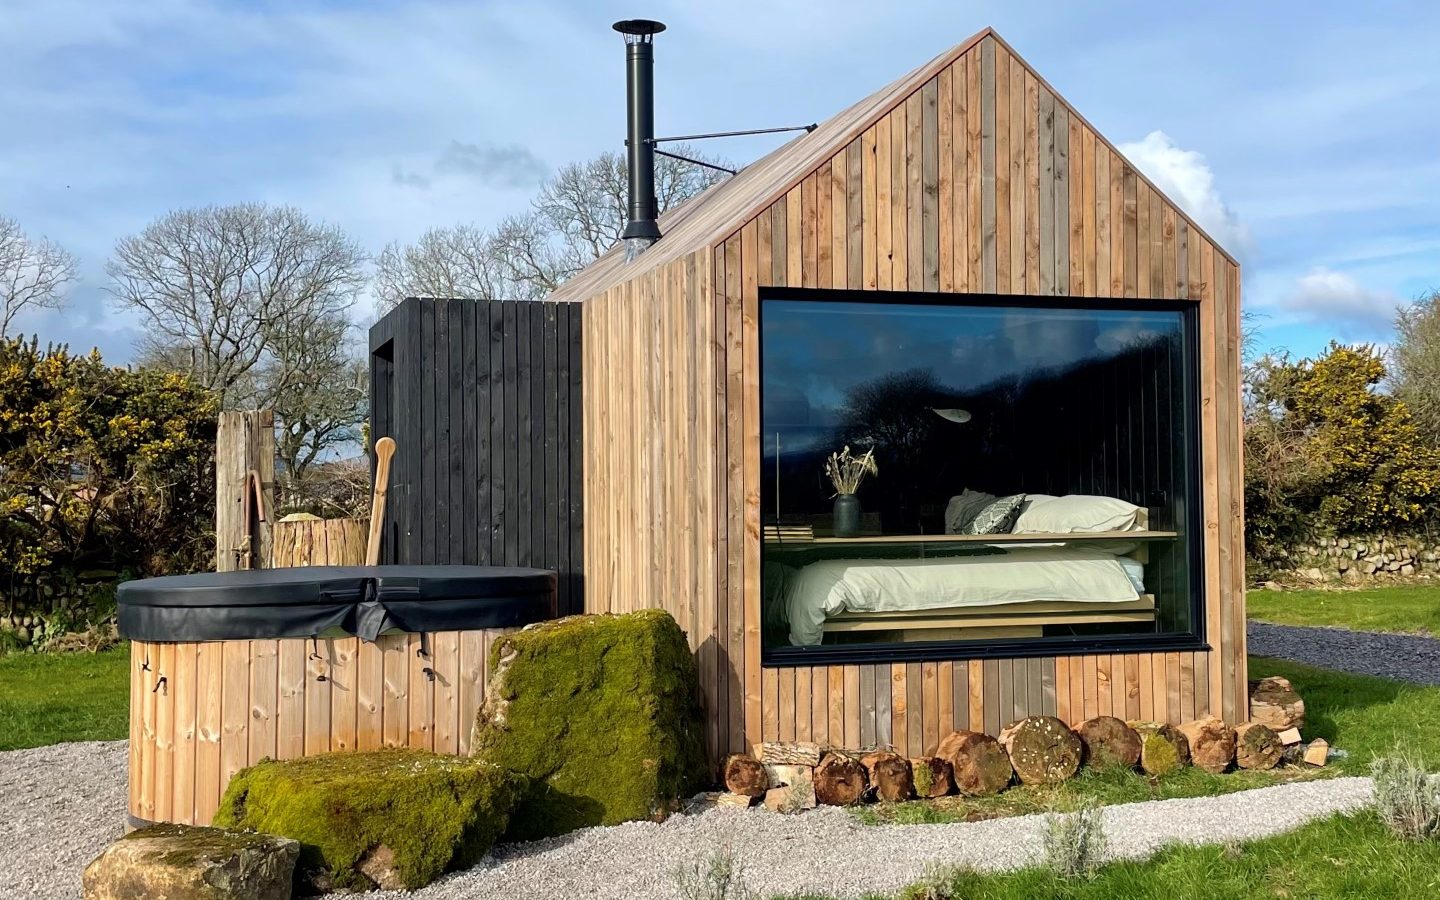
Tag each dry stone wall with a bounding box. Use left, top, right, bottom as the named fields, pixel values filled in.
left=1268, top=534, right=1440, bottom=584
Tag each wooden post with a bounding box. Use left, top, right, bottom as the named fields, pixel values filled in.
left=215, top=410, right=276, bottom=572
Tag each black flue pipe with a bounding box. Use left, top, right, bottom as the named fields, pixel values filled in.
left=614, top=19, right=665, bottom=247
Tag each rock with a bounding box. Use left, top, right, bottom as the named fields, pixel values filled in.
left=1129, top=722, right=1191, bottom=776
left=1261, top=581, right=1284, bottom=591
left=716, top=792, right=755, bottom=808
left=936, top=730, right=1013, bottom=796
left=1176, top=718, right=1236, bottom=774
left=1302, top=567, right=1325, bottom=581
left=998, top=716, right=1082, bottom=785
left=909, top=756, right=954, bottom=798
left=1074, top=716, right=1141, bottom=769
left=469, top=609, right=707, bottom=840
left=754, top=740, right=823, bottom=767
left=723, top=754, right=768, bottom=797
left=1402, top=564, right=1416, bottom=576
left=763, top=780, right=816, bottom=812
left=83, top=824, right=298, bottom=900
left=813, top=753, right=868, bottom=806
left=356, top=844, right=404, bottom=891
left=215, top=749, right=527, bottom=892
left=1363, top=562, right=1378, bottom=575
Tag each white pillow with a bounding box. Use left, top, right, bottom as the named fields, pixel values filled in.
left=1011, top=494, right=1143, bottom=534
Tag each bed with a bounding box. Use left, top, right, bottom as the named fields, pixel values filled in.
left=777, top=545, right=1149, bottom=646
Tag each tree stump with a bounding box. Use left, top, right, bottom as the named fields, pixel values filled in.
left=813, top=754, right=867, bottom=806
left=998, top=716, right=1082, bottom=785
left=935, top=730, right=1013, bottom=796
left=1074, top=716, right=1141, bottom=769
left=1234, top=722, right=1283, bottom=770
left=1176, top=718, right=1236, bottom=774
left=909, top=757, right=954, bottom=798
left=722, top=755, right=768, bottom=797
left=1129, top=722, right=1191, bottom=776
left=859, top=752, right=914, bottom=802
left=1249, top=676, right=1305, bottom=731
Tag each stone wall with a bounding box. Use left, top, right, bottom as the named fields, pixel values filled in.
left=1270, top=534, right=1440, bottom=584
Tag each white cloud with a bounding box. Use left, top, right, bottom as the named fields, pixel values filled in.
left=1281, top=267, right=1401, bottom=334
left=1117, top=131, right=1254, bottom=261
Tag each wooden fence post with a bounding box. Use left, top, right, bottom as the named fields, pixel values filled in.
left=215, top=409, right=276, bottom=572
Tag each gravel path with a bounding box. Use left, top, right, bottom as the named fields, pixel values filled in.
left=0, top=741, right=1373, bottom=900
left=1248, top=620, right=1440, bottom=685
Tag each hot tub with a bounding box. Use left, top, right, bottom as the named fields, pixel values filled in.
left=118, top=565, right=555, bottom=827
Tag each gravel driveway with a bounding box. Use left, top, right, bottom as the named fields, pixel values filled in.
left=0, top=739, right=1373, bottom=900
left=1248, top=620, right=1440, bottom=685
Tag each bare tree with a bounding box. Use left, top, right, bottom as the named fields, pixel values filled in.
left=0, top=216, right=78, bottom=336
left=1392, top=289, right=1440, bottom=447
left=108, top=204, right=370, bottom=500
left=376, top=145, right=728, bottom=309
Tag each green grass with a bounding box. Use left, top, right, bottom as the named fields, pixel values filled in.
left=1248, top=584, right=1440, bottom=635
left=0, top=645, right=130, bottom=750
left=773, top=811, right=1440, bottom=900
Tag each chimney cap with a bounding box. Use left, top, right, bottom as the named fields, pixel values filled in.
left=613, top=19, right=666, bottom=39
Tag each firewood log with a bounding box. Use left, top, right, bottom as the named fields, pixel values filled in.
left=909, top=757, right=954, bottom=798
left=1176, top=718, right=1236, bottom=774
left=1248, top=676, right=1305, bottom=731
left=859, top=751, right=914, bottom=802
left=1128, top=721, right=1191, bottom=776
left=1302, top=738, right=1330, bottom=767
left=998, top=716, right=1082, bottom=785
left=935, top=730, right=1013, bottom=796
left=1074, top=716, right=1141, bottom=769
left=1234, top=722, right=1283, bottom=770
left=722, top=754, right=768, bottom=797
left=753, top=741, right=823, bottom=767
left=813, top=753, right=867, bottom=806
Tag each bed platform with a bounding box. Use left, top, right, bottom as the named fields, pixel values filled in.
left=822, top=593, right=1157, bottom=640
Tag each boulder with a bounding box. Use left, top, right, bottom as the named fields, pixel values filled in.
left=1074, top=716, right=1141, bottom=769
left=83, top=824, right=298, bottom=900
left=998, top=716, right=1082, bottom=785
left=214, top=749, right=526, bottom=892
left=470, top=609, right=707, bottom=840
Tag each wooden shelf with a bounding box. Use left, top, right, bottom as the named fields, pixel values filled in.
left=823, top=595, right=1157, bottom=634
left=765, top=530, right=1178, bottom=546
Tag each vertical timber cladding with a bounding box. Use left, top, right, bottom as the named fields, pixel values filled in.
left=368, top=297, right=584, bottom=614
left=579, top=29, right=1243, bottom=765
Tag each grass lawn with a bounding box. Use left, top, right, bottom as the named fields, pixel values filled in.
left=1247, top=583, right=1440, bottom=635
left=0, top=644, right=130, bottom=751
left=774, top=811, right=1440, bottom=899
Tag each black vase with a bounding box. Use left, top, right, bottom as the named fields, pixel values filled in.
left=833, top=493, right=862, bottom=538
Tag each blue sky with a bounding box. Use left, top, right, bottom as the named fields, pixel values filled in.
left=3, top=0, right=1437, bottom=362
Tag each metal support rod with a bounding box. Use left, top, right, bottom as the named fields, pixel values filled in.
left=653, top=147, right=737, bottom=175
left=648, top=124, right=818, bottom=144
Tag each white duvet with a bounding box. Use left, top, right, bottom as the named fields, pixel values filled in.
left=781, top=546, right=1144, bottom=646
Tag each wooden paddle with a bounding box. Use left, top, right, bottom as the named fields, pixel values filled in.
left=365, top=437, right=397, bottom=566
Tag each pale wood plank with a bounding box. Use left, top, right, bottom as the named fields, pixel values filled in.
left=876, top=114, right=893, bottom=291
left=937, top=68, right=954, bottom=293
left=980, top=38, right=997, bottom=292
left=845, top=664, right=862, bottom=749
left=249, top=639, right=279, bottom=764
left=172, top=642, right=197, bottom=825
left=892, top=97, right=909, bottom=290
left=194, top=642, right=223, bottom=825
left=906, top=89, right=925, bottom=291
left=741, top=222, right=762, bottom=752
left=274, top=639, right=303, bottom=760
left=862, top=128, right=878, bottom=290
left=154, top=642, right=175, bottom=824
left=1038, top=88, right=1055, bottom=295
left=921, top=77, right=940, bottom=292
left=994, top=48, right=1010, bottom=293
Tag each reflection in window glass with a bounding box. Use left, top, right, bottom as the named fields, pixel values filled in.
left=761, top=295, right=1199, bottom=657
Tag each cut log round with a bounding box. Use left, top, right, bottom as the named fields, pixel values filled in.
left=1175, top=718, right=1236, bottom=774
left=754, top=741, right=823, bottom=767
left=936, top=730, right=1013, bottom=796
left=1129, top=721, right=1191, bottom=776
left=1248, top=676, right=1305, bottom=731
left=722, top=754, right=768, bottom=798
left=813, top=753, right=868, bottom=806
left=1074, top=716, right=1141, bottom=769
left=998, top=716, right=1082, bottom=785
left=859, top=752, right=914, bottom=802
left=1234, top=722, right=1283, bottom=770
left=909, top=757, right=953, bottom=798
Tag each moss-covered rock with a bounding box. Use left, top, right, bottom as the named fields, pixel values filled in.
left=83, top=824, right=298, bottom=900
left=470, top=609, right=707, bottom=840
left=213, top=749, right=526, bottom=892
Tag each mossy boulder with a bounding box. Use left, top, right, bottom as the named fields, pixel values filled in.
left=470, top=609, right=707, bottom=840
left=213, top=749, right=527, bottom=892
left=83, top=824, right=298, bottom=900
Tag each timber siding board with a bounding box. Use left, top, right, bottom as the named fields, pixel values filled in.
left=564, top=28, right=1242, bottom=766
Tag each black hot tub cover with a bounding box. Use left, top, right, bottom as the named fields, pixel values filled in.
left=118, top=565, right=556, bottom=643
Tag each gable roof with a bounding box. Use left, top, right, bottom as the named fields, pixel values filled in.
left=548, top=27, right=1233, bottom=303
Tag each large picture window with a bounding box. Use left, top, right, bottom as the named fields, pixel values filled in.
left=761, top=289, right=1204, bottom=666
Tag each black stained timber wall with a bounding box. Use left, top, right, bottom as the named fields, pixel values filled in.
left=369, top=297, right=584, bottom=615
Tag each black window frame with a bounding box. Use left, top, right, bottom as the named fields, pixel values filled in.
left=758, top=286, right=1209, bottom=668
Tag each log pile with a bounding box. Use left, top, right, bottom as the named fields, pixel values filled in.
left=712, top=679, right=1327, bottom=813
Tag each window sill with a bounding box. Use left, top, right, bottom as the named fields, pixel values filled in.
left=762, top=633, right=1211, bottom=668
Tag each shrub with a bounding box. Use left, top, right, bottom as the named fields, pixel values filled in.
left=672, top=848, right=753, bottom=900
left=1371, top=753, right=1440, bottom=842
left=1042, top=803, right=1107, bottom=877
left=213, top=749, right=527, bottom=891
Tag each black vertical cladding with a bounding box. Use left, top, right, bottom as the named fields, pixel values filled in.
left=368, top=297, right=585, bottom=613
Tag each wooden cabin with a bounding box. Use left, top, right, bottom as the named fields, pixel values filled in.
left=371, top=26, right=1244, bottom=769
